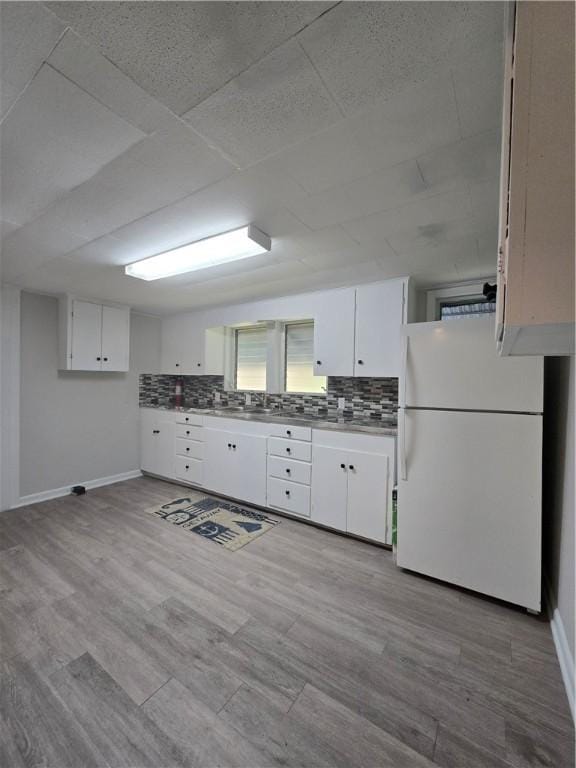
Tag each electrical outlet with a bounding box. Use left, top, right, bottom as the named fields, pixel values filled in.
left=214, top=391, right=221, bottom=404
left=337, top=397, right=345, bottom=410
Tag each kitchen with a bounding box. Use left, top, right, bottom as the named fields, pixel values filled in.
left=1, top=2, right=574, bottom=767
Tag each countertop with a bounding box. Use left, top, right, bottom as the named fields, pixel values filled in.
left=142, top=404, right=397, bottom=436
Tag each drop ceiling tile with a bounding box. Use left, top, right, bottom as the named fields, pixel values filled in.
left=452, top=50, right=504, bottom=138
left=342, top=186, right=472, bottom=251
left=265, top=121, right=374, bottom=195
left=0, top=1, right=66, bottom=118
left=1, top=65, right=145, bottom=224
left=1, top=216, right=88, bottom=282
left=47, top=29, right=175, bottom=134
left=417, top=130, right=501, bottom=191
left=183, top=39, right=342, bottom=167
left=298, top=2, right=504, bottom=114
left=46, top=1, right=336, bottom=114
left=287, top=160, right=426, bottom=230
left=347, top=76, right=461, bottom=172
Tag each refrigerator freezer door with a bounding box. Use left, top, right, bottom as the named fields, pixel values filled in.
left=400, top=318, right=543, bottom=412
left=397, top=408, right=542, bottom=611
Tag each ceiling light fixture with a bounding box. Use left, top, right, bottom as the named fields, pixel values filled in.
left=124, top=225, right=271, bottom=281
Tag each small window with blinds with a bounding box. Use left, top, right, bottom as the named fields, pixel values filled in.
left=285, top=322, right=327, bottom=394
left=235, top=326, right=267, bottom=391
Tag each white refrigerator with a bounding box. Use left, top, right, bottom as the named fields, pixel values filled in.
left=397, top=317, right=544, bottom=612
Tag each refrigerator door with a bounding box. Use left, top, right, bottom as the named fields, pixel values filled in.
left=400, top=318, right=543, bottom=412
left=397, top=408, right=542, bottom=611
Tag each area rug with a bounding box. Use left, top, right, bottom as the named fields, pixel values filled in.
left=148, top=495, right=279, bottom=551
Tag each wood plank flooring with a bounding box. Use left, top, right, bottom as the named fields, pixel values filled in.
left=0, top=476, right=573, bottom=767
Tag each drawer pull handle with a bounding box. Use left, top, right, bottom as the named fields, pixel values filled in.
left=185, top=465, right=189, bottom=470
left=340, top=463, right=346, bottom=469
left=185, top=417, right=189, bottom=422
left=197, top=362, right=201, bottom=367
left=285, top=468, right=291, bottom=474
left=349, top=465, right=355, bottom=471
left=286, top=448, right=291, bottom=454
left=186, top=430, right=190, bottom=435
left=285, top=490, right=290, bottom=496
left=175, top=363, right=180, bottom=367
left=316, top=360, right=322, bottom=365
left=186, top=447, right=190, bottom=452
left=286, top=430, right=291, bottom=436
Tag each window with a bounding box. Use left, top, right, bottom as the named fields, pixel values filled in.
left=285, top=322, right=327, bottom=394
left=235, top=326, right=267, bottom=391
left=440, top=299, right=496, bottom=320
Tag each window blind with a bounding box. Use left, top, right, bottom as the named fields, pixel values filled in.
left=235, top=327, right=267, bottom=391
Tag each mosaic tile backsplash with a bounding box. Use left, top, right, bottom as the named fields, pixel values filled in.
left=140, top=374, right=398, bottom=422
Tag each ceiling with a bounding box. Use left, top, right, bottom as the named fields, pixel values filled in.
left=0, top=1, right=504, bottom=314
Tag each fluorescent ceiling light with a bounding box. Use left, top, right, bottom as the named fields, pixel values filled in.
left=125, top=225, right=271, bottom=281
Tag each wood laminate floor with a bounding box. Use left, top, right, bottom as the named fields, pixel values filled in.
left=0, top=477, right=573, bottom=768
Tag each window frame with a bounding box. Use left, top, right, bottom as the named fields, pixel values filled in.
left=283, top=320, right=327, bottom=396
left=233, top=324, right=268, bottom=393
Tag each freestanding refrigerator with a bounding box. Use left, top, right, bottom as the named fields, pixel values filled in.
left=397, top=317, right=544, bottom=611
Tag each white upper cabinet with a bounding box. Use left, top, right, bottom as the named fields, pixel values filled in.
left=160, top=316, right=225, bottom=375
left=59, top=296, right=130, bottom=372
left=313, top=288, right=356, bottom=377
left=354, top=281, right=405, bottom=377
left=313, top=279, right=408, bottom=378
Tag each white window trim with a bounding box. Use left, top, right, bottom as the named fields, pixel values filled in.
left=426, top=279, right=496, bottom=321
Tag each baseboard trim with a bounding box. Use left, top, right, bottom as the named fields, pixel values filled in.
left=8, top=470, right=143, bottom=510
left=544, top=576, right=575, bottom=722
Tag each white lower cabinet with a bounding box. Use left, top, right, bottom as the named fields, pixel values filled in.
left=140, top=409, right=176, bottom=479
left=311, top=433, right=395, bottom=544
left=175, top=455, right=203, bottom=485
left=204, top=428, right=267, bottom=507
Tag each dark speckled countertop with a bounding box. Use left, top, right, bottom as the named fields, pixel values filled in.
left=143, top=404, right=397, bottom=436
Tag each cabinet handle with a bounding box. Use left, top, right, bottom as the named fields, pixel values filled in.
left=357, top=360, right=364, bottom=365
left=186, top=447, right=190, bottom=452
left=285, top=468, right=291, bottom=474
left=103, top=357, right=108, bottom=362
left=316, top=360, right=322, bottom=365
left=185, top=417, right=189, bottom=422
left=186, top=430, right=190, bottom=435
left=340, top=463, right=346, bottom=469
left=185, top=465, right=189, bottom=470
left=175, top=363, right=180, bottom=367
left=349, top=465, right=355, bottom=471
left=286, top=430, right=291, bottom=436
left=285, top=490, right=290, bottom=496
left=286, top=447, right=291, bottom=454
left=232, top=444, right=237, bottom=450
left=227, top=443, right=232, bottom=448
left=96, top=357, right=101, bottom=361
left=197, top=363, right=201, bottom=367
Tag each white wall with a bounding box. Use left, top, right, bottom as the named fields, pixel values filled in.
left=543, top=355, right=575, bottom=715
left=19, top=292, right=160, bottom=497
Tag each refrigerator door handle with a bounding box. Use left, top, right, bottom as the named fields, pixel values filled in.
left=399, top=408, right=407, bottom=481
left=400, top=335, right=409, bottom=408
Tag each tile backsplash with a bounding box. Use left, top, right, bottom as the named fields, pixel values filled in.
left=139, top=374, right=398, bottom=422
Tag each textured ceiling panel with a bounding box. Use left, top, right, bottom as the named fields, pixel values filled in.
left=44, top=1, right=336, bottom=114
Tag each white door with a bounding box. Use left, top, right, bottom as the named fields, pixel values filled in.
left=310, top=445, right=348, bottom=530
left=140, top=410, right=157, bottom=473
left=397, top=409, right=542, bottom=611
left=204, top=429, right=236, bottom=497
left=155, top=417, right=175, bottom=479
left=313, top=288, right=355, bottom=376
left=346, top=450, right=389, bottom=543
left=354, top=281, right=404, bottom=377
left=101, top=306, right=130, bottom=372
left=235, top=433, right=267, bottom=506
left=401, top=318, right=544, bottom=412
left=71, top=300, right=102, bottom=371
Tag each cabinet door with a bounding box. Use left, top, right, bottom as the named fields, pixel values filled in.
left=101, top=306, right=130, bottom=372
left=204, top=429, right=236, bottom=497
left=313, top=288, right=355, bottom=376
left=354, top=282, right=404, bottom=377
left=346, top=450, right=388, bottom=543
left=234, top=433, right=267, bottom=507
left=155, top=418, right=175, bottom=479
left=140, top=410, right=157, bottom=473
left=161, top=315, right=204, bottom=374
left=71, top=300, right=102, bottom=371
left=310, top=445, right=348, bottom=531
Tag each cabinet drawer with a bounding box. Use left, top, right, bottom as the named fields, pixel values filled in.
left=267, top=477, right=310, bottom=517
left=176, top=413, right=203, bottom=427
left=175, top=438, right=204, bottom=460
left=175, top=424, right=203, bottom=441
left=268, top=437, right=311, bottom=462
left=267, top=456, right=311, bottom=485
left=269, top=423, right=311, bottom=442
left=175, top=456, right=203, bottom=485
